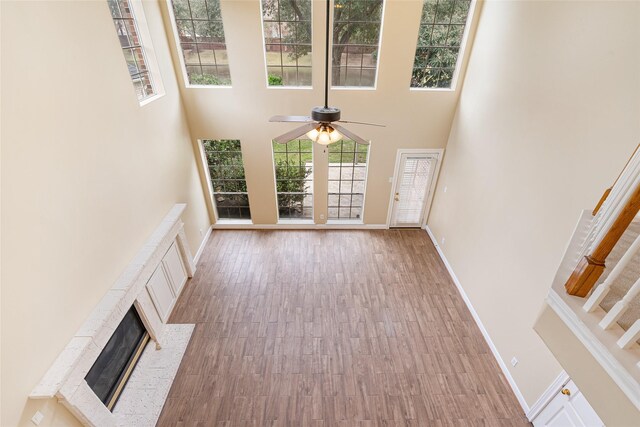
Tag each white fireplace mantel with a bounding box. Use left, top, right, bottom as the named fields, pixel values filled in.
left=30, top=204, right=197, bottom=427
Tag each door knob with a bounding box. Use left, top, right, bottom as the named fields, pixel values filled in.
left=394, top=196, right=399, bottom=201
left=561, top=388, right=571, bottom=396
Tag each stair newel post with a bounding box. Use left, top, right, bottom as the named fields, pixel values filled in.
left=565, top=182, right=640, bottom=297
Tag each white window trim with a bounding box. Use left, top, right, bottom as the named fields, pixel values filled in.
left=164, top=0, right=233, bottom=89
left=409, top=0, right=477, bottom=92
left=128, top=0, right=165, bottom=105
left=196, top=140, right=219, bottom=223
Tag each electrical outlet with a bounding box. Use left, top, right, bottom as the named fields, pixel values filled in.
left=443, top=186, right=447, bottom=193
left=31, top=411, right=44, bottom=426
left=511, top=357, right=518, bottom=367
left=441, top=237, right=445, bottom=245
left=199, top=228, right=204, bottom=236
left=388, top=177, right=393, bottom=183
left=320, top=214, right=325, bottom=220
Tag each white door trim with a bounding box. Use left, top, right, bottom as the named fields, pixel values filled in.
left=527, top=370, right=570, bottom=420
left=386, top=148, right=444, bottom=228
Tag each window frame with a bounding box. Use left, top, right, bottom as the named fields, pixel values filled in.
left=272, top=139, right=315, bottom=223
left=200, top=140, right=253, bottom=222
left=330, top=0, right=387, bottom=90
left=326, top=140, right=371, bottom=223
left=109, top=0, right=165, bottom=105
left=165, top=0, right=233, bottom=89
left=259, top=0, right=314, bottom=89
left=409, top=0, right=477, bottom=92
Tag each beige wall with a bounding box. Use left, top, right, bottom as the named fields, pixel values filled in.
left=427, top=0, right=640, bottom=410
left=160, top=0, right=480, bottom=225
left=0, top=1, right=210, bottom=426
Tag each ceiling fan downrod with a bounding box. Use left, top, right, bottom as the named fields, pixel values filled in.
left=313, top=0, right=341, bottom=124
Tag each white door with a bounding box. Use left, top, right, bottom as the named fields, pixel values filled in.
left=390, top=152, right=437, bottom=227
left=533, top=380, right=603, bottom=427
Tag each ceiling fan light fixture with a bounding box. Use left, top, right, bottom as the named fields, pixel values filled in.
left=306, top=127, right=320, bottom=141
left=329, top=127, right=342, bottom=143
left=307, top=124, right=342, bottom=145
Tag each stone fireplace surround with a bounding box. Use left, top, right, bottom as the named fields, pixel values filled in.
left=30, top=204, right=197, bottom=426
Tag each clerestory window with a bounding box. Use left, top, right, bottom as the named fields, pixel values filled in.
left=169, top=0, right=232, bottom=86
left=108, top=0, right=157, bottom=101
left=261, top=0, right=313, bottom=87
left=411, top=0, right=473, bottom=89
left=331, top=0, right=384, bottom=88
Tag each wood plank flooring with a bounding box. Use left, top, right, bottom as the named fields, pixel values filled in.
left=157, top=230, right=530, bottom=426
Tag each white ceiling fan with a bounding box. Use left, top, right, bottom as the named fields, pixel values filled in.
left=269, top=0, right=384, bottom=146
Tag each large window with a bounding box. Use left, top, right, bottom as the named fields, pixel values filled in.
left=328, top=141, right=369, bottom=220
left=203, top=140, right=251, bottom=219
left=108, top=0, right=155, bottom=101
left=332, top=0, right=384, bottom=88
left=261, top=0, right=312, bottom=87
left=273, top=140, right=313, bottom=220
left=411, top=0, right=472, bottom=89
left=170, top=0, right=231, bottom=86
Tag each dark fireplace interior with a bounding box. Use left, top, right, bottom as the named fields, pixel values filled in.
left=85, top=305, right=149, bottom=411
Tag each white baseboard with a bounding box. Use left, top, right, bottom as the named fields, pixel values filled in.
left=193, top=225, right=213, bottom=265
left=423, top=225, right=531, bottom=416
left=212, top=222, right=389, bottom=230
left=526, top=369, right=569, bottom=421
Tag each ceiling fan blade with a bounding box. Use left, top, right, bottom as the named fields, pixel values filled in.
left=337, top=120, right=385, bottom=128
left=332, top=124, right=370, bottom=146
left=272, top=123, right=319, bottom=144
left=269, top=115, right=313, bottom=123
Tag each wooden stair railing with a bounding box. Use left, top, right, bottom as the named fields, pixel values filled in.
left=565, top=143, right=640, bottom=297
left=593, top=144, right=640, bottom=216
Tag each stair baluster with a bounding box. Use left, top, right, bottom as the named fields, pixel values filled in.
left=583, top=232, right=640, bottom=312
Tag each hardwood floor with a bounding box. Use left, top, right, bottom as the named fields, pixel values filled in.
left=157, top=230, right=530, bottom=426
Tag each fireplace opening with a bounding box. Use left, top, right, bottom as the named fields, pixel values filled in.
left=85, top=306, right=150, bottom=411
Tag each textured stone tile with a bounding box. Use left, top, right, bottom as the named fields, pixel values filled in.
left=113, top=324, right=195, bottom=427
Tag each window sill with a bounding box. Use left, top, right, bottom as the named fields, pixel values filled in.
left=185, top=84, right=233, bottom=89
left=409, top=87, right=455, bottom=93
left=326, top=219, right=364, bottom=226
left=138, top=92, right=165, bottom=107
left=277, top=219, right=314, bottom=225
left=331, top=86, right=377, bottom=91
left=215, top=219, right=253, bottom=225
left=266, top=85, right=312, bottom=90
